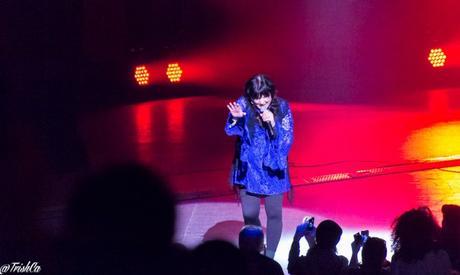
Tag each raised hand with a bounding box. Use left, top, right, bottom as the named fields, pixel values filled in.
left=351, top=233, right=364, bottom=254
left=227, top=102, right=246, bottom=118
left=294, top=223, right=316, bottom=242
left=294, top=223, right=309, bottom=242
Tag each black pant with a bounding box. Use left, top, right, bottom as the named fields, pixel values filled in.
left=239, top=189, right=283, bottom=258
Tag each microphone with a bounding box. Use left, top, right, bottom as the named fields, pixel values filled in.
left=257, top=106, right=275, bottom=139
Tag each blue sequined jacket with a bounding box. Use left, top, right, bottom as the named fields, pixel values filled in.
left=225, top=96, right=293, bottom=195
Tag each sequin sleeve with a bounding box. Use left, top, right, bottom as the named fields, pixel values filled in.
left=277, top=100, right=294, bottom=157
left=263, top=99, right=293, bottom=170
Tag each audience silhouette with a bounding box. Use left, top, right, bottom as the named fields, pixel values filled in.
left=59, top=163, right=179, bottom=275
left=390, top=206, right=451, bottom=275
left=288, top=219, right=348, bottom=275
left=347, top=236, right=390, bottom=275
left=191, top=239, right=249, bottom=275
left=441, top=204, right=460, bottom=272
left=238, top=225, right=284, bottom=275
left=46, top=163, right=460, bottom=275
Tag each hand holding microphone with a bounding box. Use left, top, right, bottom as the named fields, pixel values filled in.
left=259, top=109, right=275, bottom=127
left=258, top=106, right=275, bottom=138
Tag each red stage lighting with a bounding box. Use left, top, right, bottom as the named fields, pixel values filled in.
left=166, top=63, right=183, bottom=83
left=134, top=65, right=150, bottom=86
left=428, top=48, right=447, bottom=68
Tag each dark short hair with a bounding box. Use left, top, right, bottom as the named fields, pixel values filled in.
left=362, top=237, right=387, bottom=268
left=239, top=225, right=264, bottom=253
left=315, top=220, right=342, bottom=249
left=442, top=204, right=460, bottom=228
left=244, top=74, right=276, bottom=100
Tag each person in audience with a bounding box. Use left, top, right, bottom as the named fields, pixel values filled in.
left=347, top=236, right=390, bottom=275
left=192, top=239, right=249, bottom=275
left=390, top=206, right=451, bottom=275
left=440, top=204, right=460, bottom=272
left=239, top=225, right=265, bottom=254
left=238, top=225, right=284, bottom=275
left=60, top=163, right=181, bottom=275
left=288, top=219, right=348, bottom=275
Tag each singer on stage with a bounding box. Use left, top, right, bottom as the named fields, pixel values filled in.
left=225, top=74, right=294, bottom=258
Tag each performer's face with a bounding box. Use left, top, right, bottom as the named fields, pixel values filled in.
left=252, top=94, right=272, bottom=111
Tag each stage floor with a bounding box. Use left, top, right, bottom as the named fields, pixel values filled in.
left=78, top=92, right=460, bottom=270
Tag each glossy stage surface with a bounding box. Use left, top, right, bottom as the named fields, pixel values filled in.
left=79, top=90, right=460, bottom=269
